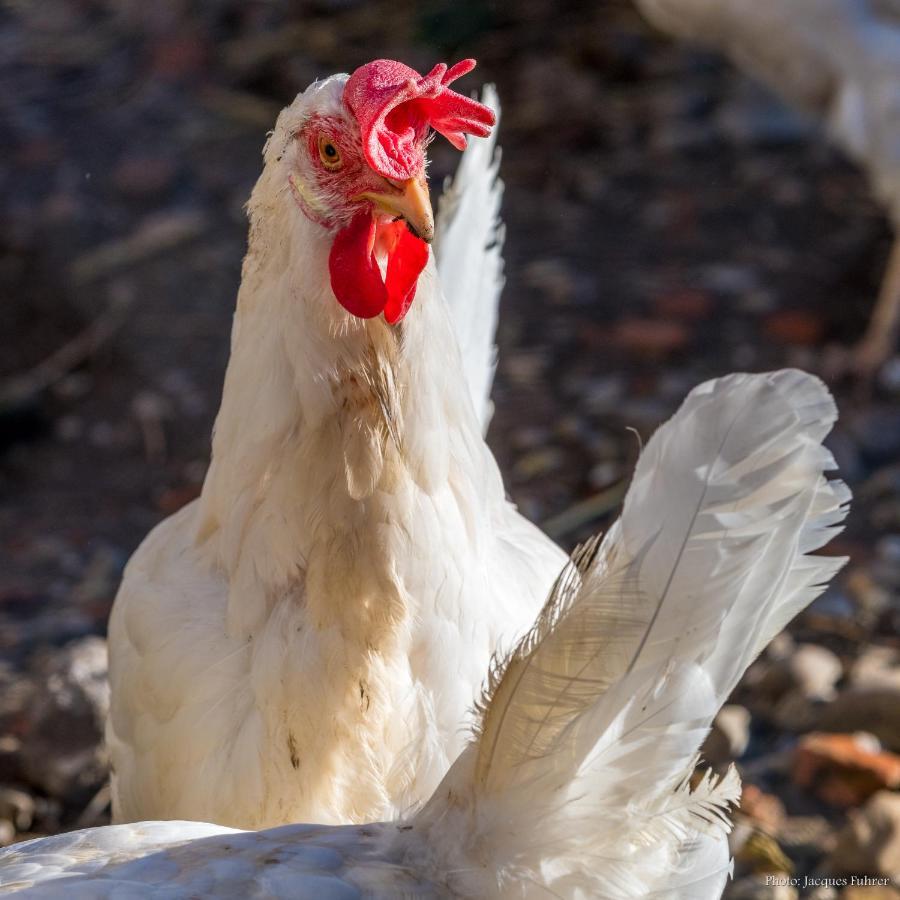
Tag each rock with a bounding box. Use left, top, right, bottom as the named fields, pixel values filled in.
left=844, top=571, right=892, bottom=626
left=653, top=288, right=714, bottom=320
left=763, top=310, right=824, bottom=346
left=20, top=637, right=109, bottom=801
left=704, top=704, right=752, bottom=764
left=787, top=644, right=842, bottom=700
left=813, top=689, right=900, bottom=752
left=0, top=787, right=34, bottom=832
left=767, top=632, right=796, bottom=662
left=830, top=791, right=900, bottom=880
left=739, top=784, right=786, bottom=834
left=793, top=733, right=900, bottom=808
left=779, top=815, right=836, bottom=857
left=771, top=689, right=820, bottom=732
left=611, top=318, right=689, bottom=356
left=747, top=643, right=842, bottom=730
left=0, top=662, right=36, bottom=784
left=851, top=646, right=900, bottom=692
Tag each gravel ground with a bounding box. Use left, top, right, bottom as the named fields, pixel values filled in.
left=1, top=2, right=899, bottom=895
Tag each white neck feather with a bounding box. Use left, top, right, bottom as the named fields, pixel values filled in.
left=195, top=177, right=498, bottom=640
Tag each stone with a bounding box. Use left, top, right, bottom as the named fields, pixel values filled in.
left=763, top=310, right=824, bottom=346
left=813, top=689, right=900, bottom=752
left=787, top=644, right=842, bottom=700
left=704, top=704, right=752, bottom=764
left=612, top=318, right=689, bottom=356
left=653, top=288, right=713, bottom=320
left=740, top=784, right=786, bottom=834
left=793, top=733, right=900, bottom=808
left=844, top=571, right=892, bottom=626
left=779, top=815, right=836, bottom=856
left=771, top=689, right=819, bottom=733
left=0, top=787, right=34, bottom=832
left=20, top=637, right=109, bottom=801
left=851, top=646, right=900, bottom=691
left=830, top=791, right=900, bottom=880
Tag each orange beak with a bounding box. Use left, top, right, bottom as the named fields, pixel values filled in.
left=355, top=176, right=434, bottom=244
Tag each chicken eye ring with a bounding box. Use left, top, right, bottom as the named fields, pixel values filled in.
left=318, top=135, right=343, bottom=170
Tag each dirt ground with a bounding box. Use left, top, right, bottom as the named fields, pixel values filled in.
left=1, top=1, right=899, bottom=893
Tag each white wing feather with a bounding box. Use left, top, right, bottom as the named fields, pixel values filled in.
left=416, top=369, right=849, bottom=899
left=434, top=85, right=505, bottom=432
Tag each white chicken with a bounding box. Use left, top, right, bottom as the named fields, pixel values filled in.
left=0, top=369, right=850, bottom=899
left=634, top=0, right=900, bottom=373
left=105, top=59, right=567, bottom=831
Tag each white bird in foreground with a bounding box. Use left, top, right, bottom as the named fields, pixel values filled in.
left=634, top=0, right=900, bottom=374
left=1, top=369, right=849, bottom=899
left=105, top=58, right=567, bottom=831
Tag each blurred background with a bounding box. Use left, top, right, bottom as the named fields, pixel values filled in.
left=1, top=1, right=899, bottom=896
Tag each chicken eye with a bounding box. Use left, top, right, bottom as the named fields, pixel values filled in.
left=318, top=136, right=342, bottom=171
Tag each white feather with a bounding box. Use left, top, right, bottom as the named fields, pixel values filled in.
left=414, top=369, right=850, bottom=899
left=0, top=370, right=848, bottom=899
left=434, top=86, right=505, bottom=432
left=105, top=74, right=566, bottom=833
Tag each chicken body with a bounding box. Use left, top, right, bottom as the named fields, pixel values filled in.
left=635, top=0, right=900, bottom=371
left=3, top=369, right=850, bottom=899
left=105, top=73, right=566, bottom=830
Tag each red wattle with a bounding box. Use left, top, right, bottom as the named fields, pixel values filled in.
left=384, top=226, right=429, bottom=324
left=328, top=213, right=427, bottom=324
left=328, top=212, right=387, bottom=319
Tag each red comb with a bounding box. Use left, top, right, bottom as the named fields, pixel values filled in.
left=343, top=59, right=495, bottom=181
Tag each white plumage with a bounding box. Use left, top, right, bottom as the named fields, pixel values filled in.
left=105, top=76, right=567, bottom=831
left=435, top=83, right=505, bottom=433
left=633, top=0, right=900, bottom=371
left=0, top=369, right=849, bottom=898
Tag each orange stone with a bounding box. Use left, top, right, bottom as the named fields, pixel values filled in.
left=763, top=310, right=825, bottom=346
left=793, top=733, right=900, bottom=808
left=741, top=783, right=787, bottom=832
